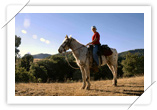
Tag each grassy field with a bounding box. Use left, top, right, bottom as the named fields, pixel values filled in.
left=15, top=76, right=144, bottom=96
left=33, top=58, right=43, bottom=63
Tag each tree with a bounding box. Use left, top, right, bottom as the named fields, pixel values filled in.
left=138, top=55, right=144, bottom=74
left=21, top=54, right=34, bottom=71
left=15, top=66, right=33, bottom=83
left=117, top=56, right=124, bottom=77
left=29, top=63, right=48, bottom=82
left=48, top=55, right=74, bottom=82
left=15, top=35, right=21, bottom=61
left=31, top=56, right=76, bottom=82
left=121, top=52, right=144, bottom=77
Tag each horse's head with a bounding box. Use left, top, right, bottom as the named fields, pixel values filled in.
left=58, top=35, right=73, bottom=53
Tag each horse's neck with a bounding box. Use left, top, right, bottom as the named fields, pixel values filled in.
left=70, top=40, right=82, bottom=51
left=70, top=40, right=86, bottom=60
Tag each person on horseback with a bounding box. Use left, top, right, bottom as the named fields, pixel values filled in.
left=86, top=26, right=101, bottom=67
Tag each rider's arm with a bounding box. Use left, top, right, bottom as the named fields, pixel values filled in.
left=86, top=37, right=98, bottom=46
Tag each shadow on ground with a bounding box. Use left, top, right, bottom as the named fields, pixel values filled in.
left=89, top=84, right=144, bottom=96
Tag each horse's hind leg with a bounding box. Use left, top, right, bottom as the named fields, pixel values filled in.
left=112, top=64, right=117, bottom=86
left=107, top=64, right=117, bottom=86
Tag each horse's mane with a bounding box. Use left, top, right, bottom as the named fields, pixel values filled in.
left=70, top=37, right=85, bottom=46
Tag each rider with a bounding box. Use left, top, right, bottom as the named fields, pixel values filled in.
left=86, top=26, right=101, bottom=67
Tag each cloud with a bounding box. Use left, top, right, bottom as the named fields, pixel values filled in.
left=32, top=35, right=37, bottom=39
left=21, top=30, right=27, bottom=34
left=27, top=52, right=31, bottom=55
left=23, top=19, right=30, bottom=28
left=40, top=38, right=45, bottom=42
left=45, top=40, right=50, bottom=44
left=40, top=38, right=50, bottom=44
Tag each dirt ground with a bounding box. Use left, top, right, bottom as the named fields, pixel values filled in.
left=15, top=76, right=144, bottom=96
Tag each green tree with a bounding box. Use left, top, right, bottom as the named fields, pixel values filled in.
left=121, top=52, right=144, bottom=77
left=29, top=63, right=48, bottom=82
left=48, top=55, right=74, bottom=82
left=117, top=56, right=124, bottom=78
left=138, top=55, right=144, bottom=74
left=15, top=66, right=33, bottom=83
left=15, top=35, right=21, bottom=61
left=21, top=54, right=34, bottom=71
left=32, top=55, right=76, bottom=82
left=72, top=69, right=81, bottom=81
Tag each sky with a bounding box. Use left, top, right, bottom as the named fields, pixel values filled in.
left=15, top=13, right=144, bottom=57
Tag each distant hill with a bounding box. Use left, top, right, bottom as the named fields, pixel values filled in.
left=33, top=53, right=52, bottom=59
left=118, top=49, right=144, bottom=58
left=52, top=51, right=72, bottom=57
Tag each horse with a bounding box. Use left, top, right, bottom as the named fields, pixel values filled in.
left=58, top=35, right=118, bottom=90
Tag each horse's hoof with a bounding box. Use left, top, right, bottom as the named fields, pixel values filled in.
left=81, top=86, right=85, bottom=90
left=86, top=87, right=90, bottom=90
left=112, top=84, right=117, bottom=87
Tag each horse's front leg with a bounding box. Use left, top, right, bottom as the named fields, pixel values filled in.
left=84, top=66, right=91, bottom=90
left=80, top=66, right=86, bottom=89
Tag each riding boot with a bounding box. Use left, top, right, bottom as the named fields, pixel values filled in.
left=92, top=62, right=99, bottom=73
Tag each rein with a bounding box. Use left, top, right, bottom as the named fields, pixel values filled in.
left=62, top=37, right=87, bottom=69
left=64, top=53, right=80, bottom=69
left=64, top=45, right=87, bottom=70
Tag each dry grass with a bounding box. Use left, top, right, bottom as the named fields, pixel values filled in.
left=15, top=76, right=144, bottom=96
left=33, top=58, right=43, bottom=63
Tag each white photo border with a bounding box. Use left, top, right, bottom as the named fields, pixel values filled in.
left=7, top=6, right=151, bottom=104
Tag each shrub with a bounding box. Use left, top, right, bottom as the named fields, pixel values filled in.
left=72, top=70, right=81, bottom=81
left=29, top=63, right=48, bottom=83
left=38, top=78, right=42, bottom=83
left=121, top=52, right=144, bottom=77
left=20, top=54, right=34, bottom=71
left=15, top=66, right=33, bottom=83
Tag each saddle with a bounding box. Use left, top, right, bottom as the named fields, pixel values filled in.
left=87, top=44, right=113, bottom=69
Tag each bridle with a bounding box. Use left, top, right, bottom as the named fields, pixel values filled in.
left=61, top=37, right=87, bottom=69
left=60, top=37, right=72, bottom=52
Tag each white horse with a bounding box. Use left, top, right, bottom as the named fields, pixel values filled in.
left=58, top=35, right=118, bottom=90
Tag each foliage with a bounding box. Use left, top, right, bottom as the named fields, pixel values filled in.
left=15, top=66, right=35, bottom=83
left=72, top=70, right=82, bottom=81
left=16, top=51, right=144, bottom=82
left=38, top=78, right=42, bottom=83
left=29, top=56, right=76, bottom=82
left=118, top=49, right=144, bottom=58
left=15, top=35, right=21, bottom=61
left=121, top=52, right=144, bottom=77
left=29, top=63, right=48, bottom=82
left=21, top=54, right=34, bottom=71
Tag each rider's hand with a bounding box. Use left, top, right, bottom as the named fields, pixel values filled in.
left=85, top=43, right=91, bottom=47
left=85, top=44, right=89, bottom=47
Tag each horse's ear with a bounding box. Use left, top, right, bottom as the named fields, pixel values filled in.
left=65, top=35, right=68, bottom=39
left=69, top=35, right=72, bottom=38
